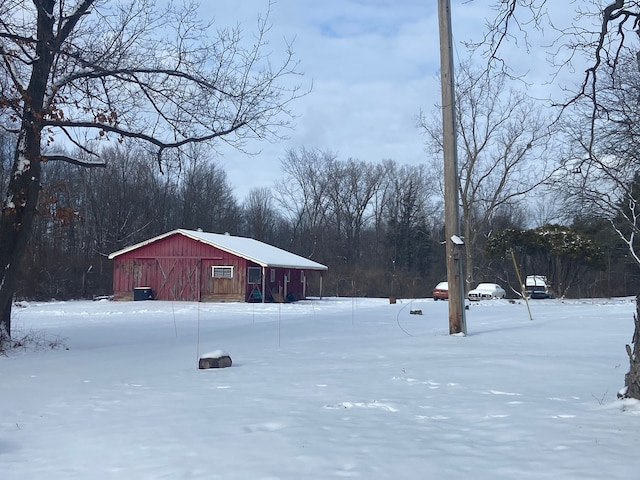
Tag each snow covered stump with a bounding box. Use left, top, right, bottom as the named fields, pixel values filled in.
left=199, top=350, right=232, bottom=369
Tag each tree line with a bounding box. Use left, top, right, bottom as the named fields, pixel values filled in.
left=3, top=1, right=640, bottom=347
left=2, top=131, right=638, bottom=302
left=0, top=0, right=304, bottom=341
left=2, top=141, right=445, bottom=300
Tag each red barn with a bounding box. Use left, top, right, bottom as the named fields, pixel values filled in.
left=108, top=229, right=328, bottom=302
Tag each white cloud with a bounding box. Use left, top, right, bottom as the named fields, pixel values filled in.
left=201, top=1, right=592, bottom=199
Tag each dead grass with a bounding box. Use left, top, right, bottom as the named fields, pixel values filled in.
left=0, top=328, right=68, bottom=356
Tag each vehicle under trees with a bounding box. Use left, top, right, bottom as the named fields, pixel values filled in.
left=0, top=0, right=302, bottom=344
left=475, top=0, right=640, bottom=400
left=485, top=224, right=605, bottom=298
left=420, top=61, right=558, bottom=289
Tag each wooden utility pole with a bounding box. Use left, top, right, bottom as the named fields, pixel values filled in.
left=437, top=0, right=467, bottom=335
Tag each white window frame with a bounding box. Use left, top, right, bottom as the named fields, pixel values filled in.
left=212, top=266, right=234, bottom=279
left=270, top=268, right=276, bottom=283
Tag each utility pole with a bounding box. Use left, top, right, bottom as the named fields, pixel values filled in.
left=437, top=0, right=467, bottom=335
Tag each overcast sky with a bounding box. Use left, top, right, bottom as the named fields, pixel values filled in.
left=201, top=1, right=586, bottom=199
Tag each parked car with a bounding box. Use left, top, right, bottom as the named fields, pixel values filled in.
left=433, top=281, right=448, bottom=300
left=525, top=275, right=552, bottom=299
left=468, top=283, right=506, bottom=301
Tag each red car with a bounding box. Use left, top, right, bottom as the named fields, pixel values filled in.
left=433, top=281, right=448, bottom=301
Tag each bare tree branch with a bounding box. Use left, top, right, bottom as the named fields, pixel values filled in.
left=42, top=154, right=106, bottom=167
left=421, top=61, right=559, bottom=285
left=0, top=0, right=305, bottom=341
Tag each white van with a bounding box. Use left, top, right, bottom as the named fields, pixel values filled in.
left=525, top=275, right=552, bottom=299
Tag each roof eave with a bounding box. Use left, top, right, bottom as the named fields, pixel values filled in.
left=108, top=229, right=181, bottom=260
left=109, top=229, right=328, bottom=271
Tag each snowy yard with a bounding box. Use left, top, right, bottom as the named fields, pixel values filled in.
left=2, top=296, right=640, bottom=479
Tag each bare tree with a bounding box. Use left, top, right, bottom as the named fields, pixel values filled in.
left=472, top=0, right=640, bottom=401
left=325, top=158, right=387, bottom=266
left=558, top=52, right=640, bottom=265
left=275, top=148, right=334, bottom=258
left=0, top=0, right=302, bottom=342
left=421, top=62, right=557, bottom=287
left=476, top=1, right=640, bottom=144
left=242, top=187, right=280, bottom=243
left=178, top=151, right=240, bottom=235
left=79, top=145, right=163, bottom=254
left=382, top=162, right=437, bottom=274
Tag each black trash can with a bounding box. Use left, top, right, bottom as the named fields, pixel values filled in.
left=133, top=287, right=154, bottom=301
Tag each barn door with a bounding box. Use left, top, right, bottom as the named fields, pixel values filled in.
left=154, top=258, right=199, bottom=301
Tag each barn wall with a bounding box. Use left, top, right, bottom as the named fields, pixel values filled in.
left=262, top=267, right=308, bottom=302
left=200, top=257, right=247, bottom=302
left=113, top=234, right=248, bottom=301
left=112, top=232, right=323, bottom=302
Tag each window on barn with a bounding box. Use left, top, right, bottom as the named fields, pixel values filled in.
left=212, top=266, right=234, bottom=279
left=270, top=269, right=276, bottom=283
left=301, top=271, right=305, bottom=283
left=248, top=267, right=262, bottom=284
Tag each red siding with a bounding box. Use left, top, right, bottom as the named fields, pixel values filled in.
left=113, top=233, right=248, bottom=301
left=263, top=267, right=306, bottom=302
left=112, top=232, right=312, bottom=302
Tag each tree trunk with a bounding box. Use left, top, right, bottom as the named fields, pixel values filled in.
left=0, top=299, right=11, bottom=346
left=621, top=295, right=640, bottom=400
left=0, top=0, right=53, bottom=345
left=0, top=130, right=43, bottom=342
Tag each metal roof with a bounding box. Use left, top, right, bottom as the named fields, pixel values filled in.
left=108, top=229, right=328, bottom=271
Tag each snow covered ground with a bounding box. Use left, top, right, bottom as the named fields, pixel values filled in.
left=2, top=296, right=640, bottom=479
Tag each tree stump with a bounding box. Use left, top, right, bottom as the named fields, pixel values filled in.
left=199, top=350, right=232, bottom=369
left=620, top=296, right=640, bottom=400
